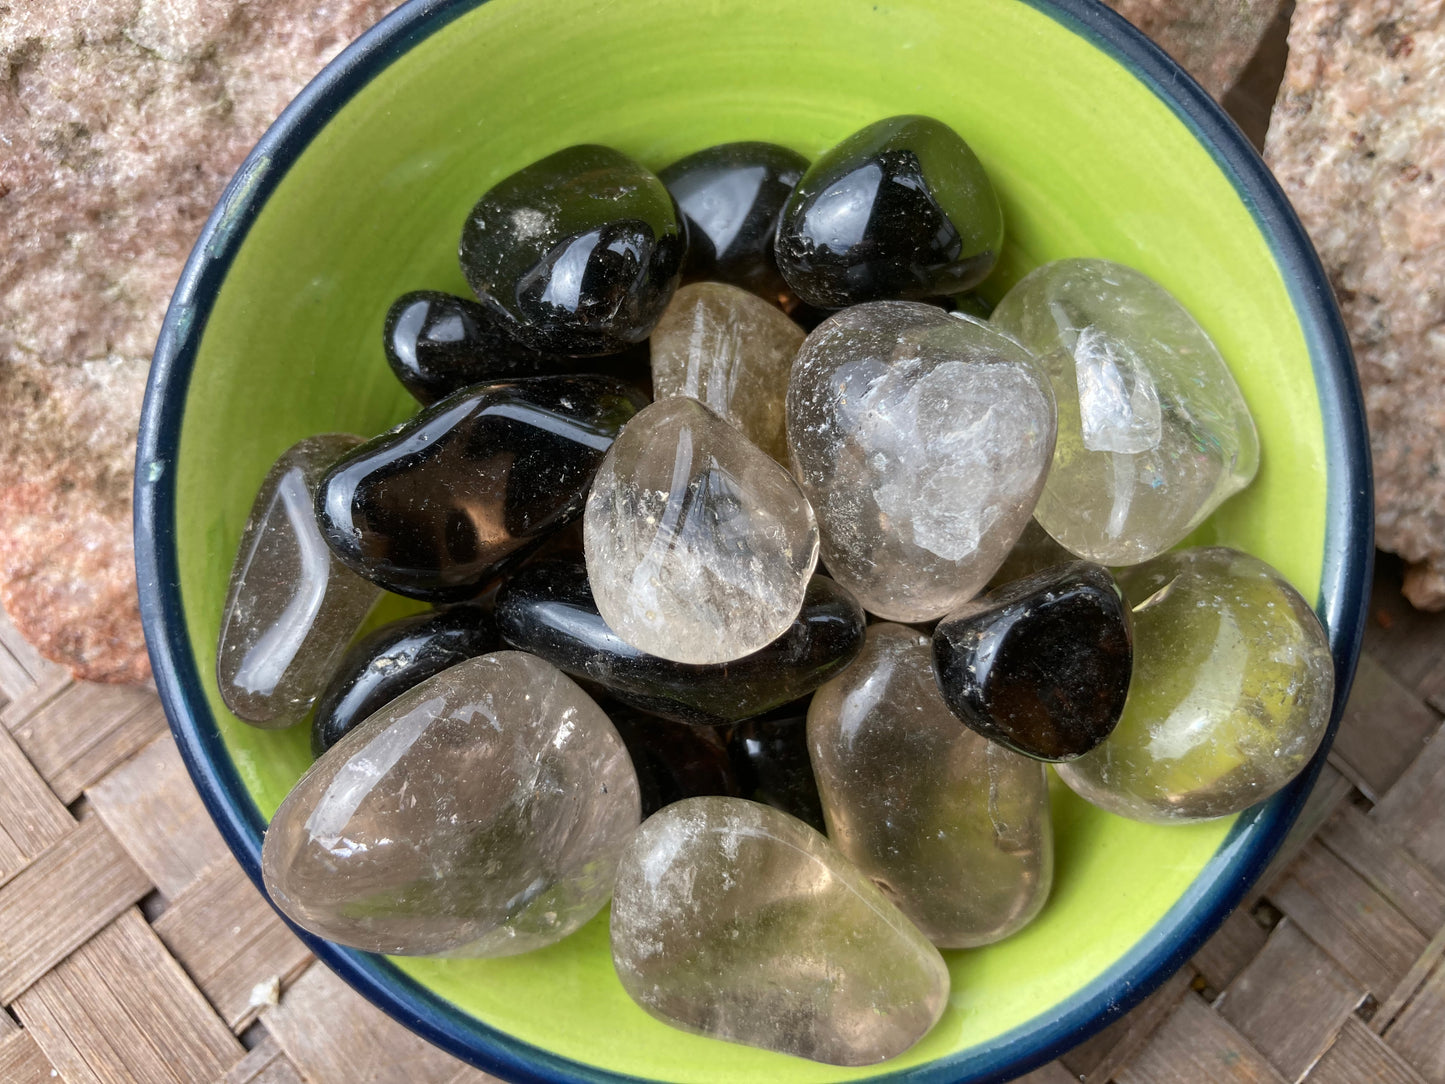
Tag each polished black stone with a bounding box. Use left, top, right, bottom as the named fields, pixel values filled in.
left=316, top=375, right=645, bottom=602
left=603, top=701, right=741, bottom=818
left=726, top=709, right=826, bottom=834
left=774, top=114, right=1004, bottom=308
left=383, top=291, right=569, bottom=405
left=310, top=606, right=498, bottom=757
left=493, top=558, right=866, bottom=726
left=660, top=141, right=808, bottom=299
left=459, top=145, right=685, bottom=356
left=932, top=562, right=1133, bottom=762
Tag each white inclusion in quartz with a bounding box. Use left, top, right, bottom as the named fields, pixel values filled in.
left=1072, top=326, right=1163, bottom=455
left=870, top=362, right=1046, bottom=562
left=786, top=301, right=1055, bottom=624
left=233, top=467, right=329, bottom=697
left=992, top=259, right=1259, bottom=567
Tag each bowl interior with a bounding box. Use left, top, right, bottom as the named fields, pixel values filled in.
left=155, top=0, right=1354, bottom=1080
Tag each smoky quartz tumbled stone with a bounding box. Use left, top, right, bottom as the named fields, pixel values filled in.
left=990, top=258, right=1260, bottom=565
left=584, top=397, right=820, bottom=664
left=315, top=375, right=644, bottom=602
left=650, top=281, right=805, bottom=464
left=459, top=145, right=685, bottom=356
left=810, top=623, right=1053, bottom=948
left=1056, top=547, right=1335, bottom=822
left=660, top=140, right=808, bottom=299
left=383, top=290, right=567, bottom=405
left=933, top=562, right=1134, bottom=761
left=263, top=652, right=640, bottom=957
left=217, top=434, right=381, bottom=729
left=610, top=797, right=949, bottom=1065
left=775, top=114, right=1004, bottom=308
left=787, top=302, right=1055, bottom=622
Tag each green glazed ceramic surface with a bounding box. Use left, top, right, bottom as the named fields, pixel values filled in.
left=172, top=0, right=1326, bottom=1078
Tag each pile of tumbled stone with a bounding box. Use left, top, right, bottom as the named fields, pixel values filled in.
left=215, top=115, right=1336, bottom=1066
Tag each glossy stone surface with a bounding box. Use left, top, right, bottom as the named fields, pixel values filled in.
left=217, top=435, right=381, bottom=728
left=726, top=710, right=827, bottom=833
left=262, top=651, right=640, bottom=956
left=610, top=797, right=949, bottom=1065
left=650, top=282, right=805, bottom=463
left=660, top=141, right=808, bottom=299
left=317, top=375, right=645, bottom=602
left=383, top=291, right=567, bottom=405
left=584, top=397, right=820, bottom=664
left=1056, top=547, right=1335, bottom=823
left=991, top=258, right=1260, bottom=565
left=604, top=701, right=740, bottom=817
left=310, top=606, right=498, bottom=756
left=459, top=145, right=685, bottom=356
left=933, top=562, right=1133, bottom=761
left=787, top=302, right=1055, bottom=622
left=810, top=623, right=1053, bottom=947
left=774, top=115, right=1004, bottom=308
left=495, top=557, right=863, bottom=725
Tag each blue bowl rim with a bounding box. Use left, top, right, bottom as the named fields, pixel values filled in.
left=134, top=0, right=1373, bottom=1081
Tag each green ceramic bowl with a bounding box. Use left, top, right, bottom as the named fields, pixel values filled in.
left=136, top=0, right=1371, bottom=1080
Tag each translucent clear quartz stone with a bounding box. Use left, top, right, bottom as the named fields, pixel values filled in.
left=650, top=282, right=805, bottom=464
left=261, top=652, right=641, bottom=956
left=216, top=434, right=381, bottom=728
left=990, top=258, right=1260, bottom=565
left=787, top=301, right=1056, bottom=622
left=610, top=796, right=949, bottom=1066
left=1056, top=547, right=1335, bottom=822
left=584, top=397, right=820, bottom=664
left=809, top=623, right=1053, bottom=946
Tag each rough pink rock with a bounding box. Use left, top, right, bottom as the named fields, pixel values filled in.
left=1104, top=0, right=1286, bottom=99
left=1266, top=0, right=1445, bottom=609
left=0, top=0, right=395, bottom=681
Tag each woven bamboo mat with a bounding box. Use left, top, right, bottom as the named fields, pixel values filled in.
left=0, top=551, right=1440, bottom=1084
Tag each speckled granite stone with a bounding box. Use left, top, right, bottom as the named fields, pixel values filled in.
left=1104, top=0, right=1287, bottom=99
left=0, top=0, right=395, bottom=681
left=1266, top=0, right=1445, bottom=608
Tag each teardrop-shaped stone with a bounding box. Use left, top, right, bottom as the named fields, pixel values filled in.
left=775, top=115, right=1004, bottom=308
left=262, top=651, right=640, bottom=957
left=726, top=710, right=827, bottom=833
left=495, top=556, right=862, bottom=725
left=383, top=291, right=567, bottom=405
left=604, top=701, right=740, bottom=817
left=459, top=145, right=685, bottom=356
left=660, top=141, right=808, bottom=299
left=311, top=606, right=498, bottom=756
left=610, top=796, right=949, bottom=1065
left=1056, top=547, right=1334, bottom=822
left=933, top=562, right=1133, bottom=761
left=809, top=623, right=1052, bottom=947
left=650, top=282, right=805, bottom=463
left=990, top=258, right=1260, bottom=565
left=787, top=301, right=1055, bottom=622
left=584, top=397, right=820, bottom=664
left=217, top=435, right=382, bottom=728
left=316, top=375, right=645, bottom=602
